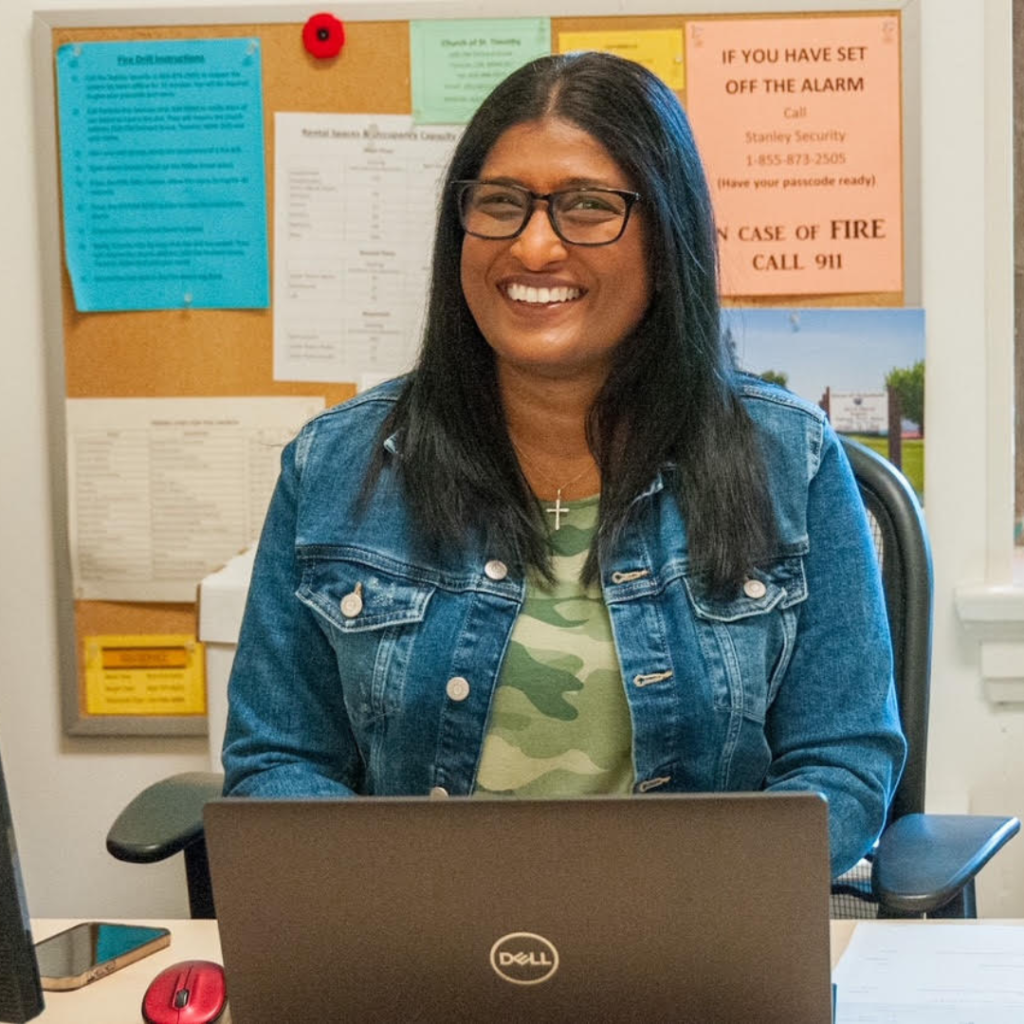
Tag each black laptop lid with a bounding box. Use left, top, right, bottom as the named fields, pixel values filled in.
left=205, top=792, right=831, bottom=1023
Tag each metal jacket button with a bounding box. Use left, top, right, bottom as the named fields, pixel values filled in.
left=484, top=559, right=508, bottom=581
left=446, top=676, right=470, bottom=701
left=743, top=578, right=767, bottom=599
left=429, top=786, right=449, bottom=799
left=340, top=582, right=364, bottom=617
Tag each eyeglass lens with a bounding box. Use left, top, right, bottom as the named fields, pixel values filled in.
left=459, top=184, right=630, bottom=245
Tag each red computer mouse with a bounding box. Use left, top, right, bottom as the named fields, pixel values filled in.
left=142, top=959, right=227, bottom=1024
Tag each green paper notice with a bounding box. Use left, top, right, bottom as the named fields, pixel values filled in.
left=411, top=19, right=551, bottom=125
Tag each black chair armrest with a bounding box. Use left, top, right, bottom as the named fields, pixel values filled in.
left=872, top=813, right=1020, bottom=915
left=106, top=771, right=224, bottom=863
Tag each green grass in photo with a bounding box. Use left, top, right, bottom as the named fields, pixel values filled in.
left=845, top=434, right=924, bottom=502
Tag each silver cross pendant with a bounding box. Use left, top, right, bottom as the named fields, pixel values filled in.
left=547, top=491, right=569, bottom=530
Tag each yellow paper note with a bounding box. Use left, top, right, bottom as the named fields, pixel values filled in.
left=557, top=30, right=684, bottom=90
left=84, top=634, right=206, bottom=716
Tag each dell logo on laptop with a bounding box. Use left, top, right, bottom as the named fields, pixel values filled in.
left=489, top=932, right=560, bottom=985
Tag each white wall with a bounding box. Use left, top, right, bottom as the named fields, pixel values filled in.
left=918, top=0, right=1024, bottom=914
left=3, top=0, right=217, bottom=919
left=2, top=0, right=1022, bottom=920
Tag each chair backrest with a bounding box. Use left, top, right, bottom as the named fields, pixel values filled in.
left=839, top=436, right=933, bottom=825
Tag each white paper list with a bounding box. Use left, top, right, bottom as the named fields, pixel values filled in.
left=833, top=922, right=1024, bottom=1022
left=273, top=113, right=461, bottom=385
left=66, top=396, right=323, bottom=602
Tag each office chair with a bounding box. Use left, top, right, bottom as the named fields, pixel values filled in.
left=107, top=436, right=1019, bottom=920
left=830, top=437, right=1018, bottom=918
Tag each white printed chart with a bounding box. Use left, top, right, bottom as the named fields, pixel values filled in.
left=273, top=114, right=461, bottom=385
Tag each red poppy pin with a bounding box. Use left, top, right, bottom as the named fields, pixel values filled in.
left=303, top=13, right=345, bottom=60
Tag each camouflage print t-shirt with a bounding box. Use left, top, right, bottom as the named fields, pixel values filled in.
left=473, top=495, right=634, bottom=796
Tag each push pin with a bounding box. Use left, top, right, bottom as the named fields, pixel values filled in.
left=303, top=13, right=346, bottom=60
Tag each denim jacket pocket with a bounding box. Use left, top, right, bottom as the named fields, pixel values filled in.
left=296, top=550, right=435, bottom=722
left=683, top=556, right=807, bottom=723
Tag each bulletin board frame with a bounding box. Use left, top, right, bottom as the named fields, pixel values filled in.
left=32, top=0, right=921, bottom=736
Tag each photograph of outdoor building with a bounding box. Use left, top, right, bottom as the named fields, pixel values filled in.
left=721, top=306, right=925, bottom=499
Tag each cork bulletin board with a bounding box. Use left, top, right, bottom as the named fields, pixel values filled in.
left=32, top=1, right=918, bottom=734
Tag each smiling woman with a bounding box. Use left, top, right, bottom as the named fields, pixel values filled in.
left=221, top=52, right=906, bottom=882
left=458, top=118, right=651, bottom=384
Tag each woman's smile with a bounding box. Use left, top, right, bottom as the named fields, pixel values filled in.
left=502, top=281, right=584, bottom=305
left=499, top=276, right=588, bottom=319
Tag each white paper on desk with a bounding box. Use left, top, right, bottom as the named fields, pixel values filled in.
left=66, top=396, right=323, bottom=602
left=833, top=923, right=1024, bottom=1023
left=273, top=113, right=462, bottom=384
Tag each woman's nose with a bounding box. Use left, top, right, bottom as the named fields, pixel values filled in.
left=509, top=206, right=568, bottom=266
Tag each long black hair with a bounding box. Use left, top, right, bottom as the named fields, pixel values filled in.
left=368, top=51, right=776, bottom=594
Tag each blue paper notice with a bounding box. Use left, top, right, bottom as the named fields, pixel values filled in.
left=56, top=38, right=269, bottom=311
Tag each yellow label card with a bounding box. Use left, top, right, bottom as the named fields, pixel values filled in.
left=557, top=29, right=685, bottom=90
left=85, top=634, right=206, bottom=716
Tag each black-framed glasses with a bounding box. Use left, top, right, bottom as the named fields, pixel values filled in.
left=453, top=180, right=641, bottom=247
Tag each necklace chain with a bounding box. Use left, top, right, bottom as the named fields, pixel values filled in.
left=509, top=437, right=596, bottom=530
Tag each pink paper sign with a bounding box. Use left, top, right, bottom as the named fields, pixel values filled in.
left=684, top=15, right=902, bottom=296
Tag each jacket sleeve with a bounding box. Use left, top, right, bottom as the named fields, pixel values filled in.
left=763, top=426, right=908, bottom=877
left=221, top=431, right=362, bottom=798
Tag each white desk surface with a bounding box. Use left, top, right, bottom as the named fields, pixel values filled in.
left=28, top=918, right=1024, bottom=1023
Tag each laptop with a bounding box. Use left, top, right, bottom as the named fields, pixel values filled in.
left=204, top=792, right=832, bottom=1023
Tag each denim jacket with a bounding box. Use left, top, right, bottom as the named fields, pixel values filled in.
left=222, top=376, right=906, bottom=877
